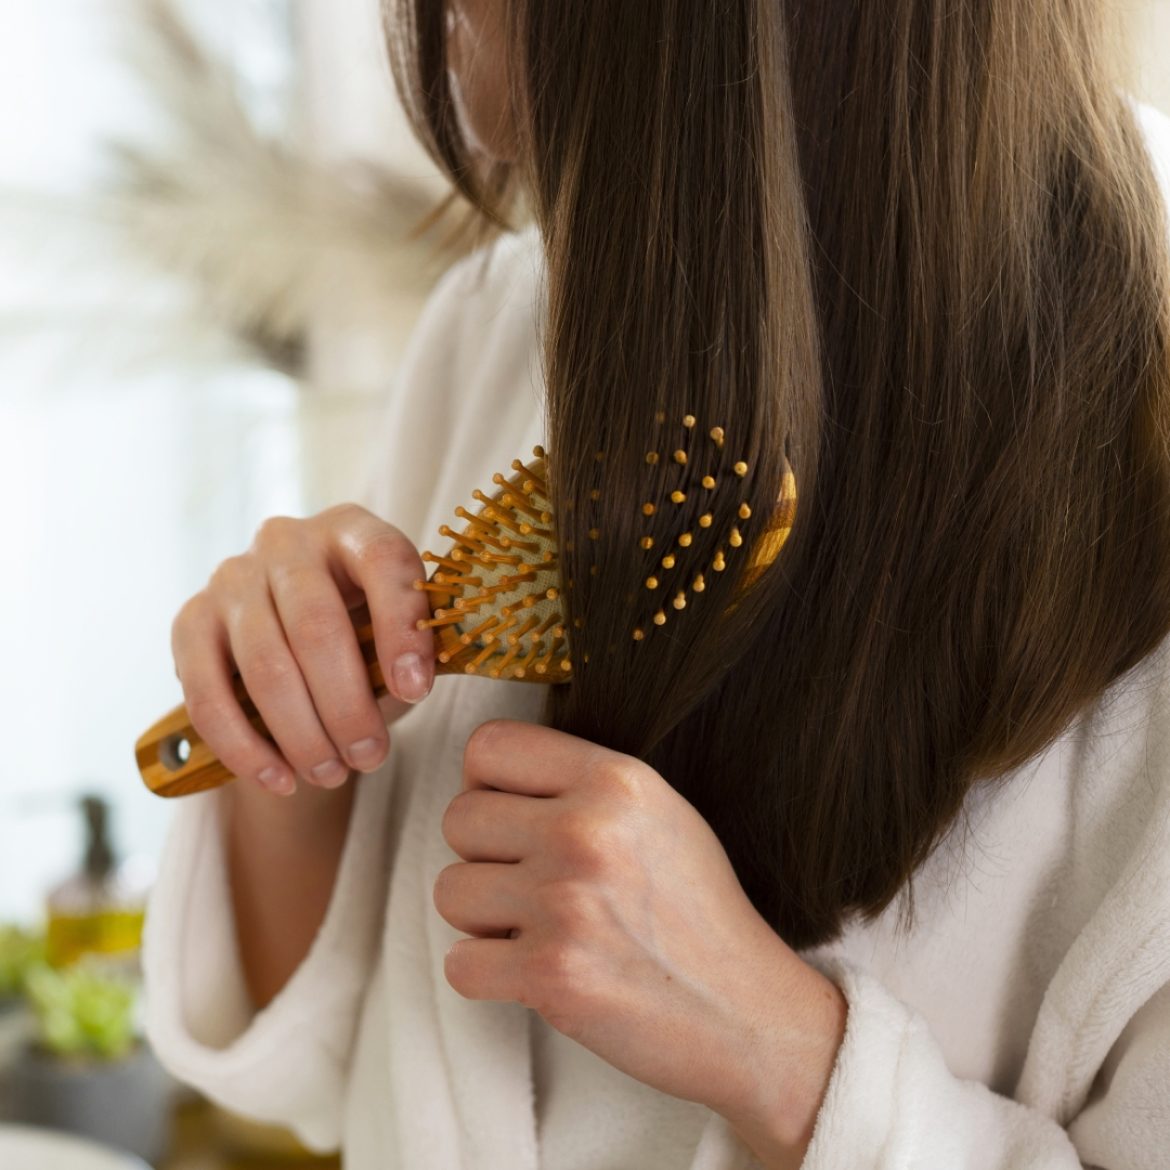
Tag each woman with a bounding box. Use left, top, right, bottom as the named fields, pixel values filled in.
left=144, top=2, right=1170, bottom=1167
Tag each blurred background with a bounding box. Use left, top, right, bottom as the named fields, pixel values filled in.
left=0, top=1, right=463, bottom=1166
left=0, top=1, right=1165, bottom=1168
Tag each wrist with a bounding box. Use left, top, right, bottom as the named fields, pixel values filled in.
left=719, top=967, right=848, bottom=1170
left=225, top=768, right=358, bottom=844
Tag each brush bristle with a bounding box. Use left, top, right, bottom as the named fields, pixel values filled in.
left=415, top=451, right=571, bottom=682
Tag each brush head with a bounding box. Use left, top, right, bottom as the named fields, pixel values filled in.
left=413, top=432, right=798, bottom=684
left=414, top=447, right=572, bottom=682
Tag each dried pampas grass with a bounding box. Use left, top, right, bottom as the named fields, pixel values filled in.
left=101, top=0, right=476, bottom=372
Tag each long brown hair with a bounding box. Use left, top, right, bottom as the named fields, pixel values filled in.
left=385, top=1, right=1170, bottom=950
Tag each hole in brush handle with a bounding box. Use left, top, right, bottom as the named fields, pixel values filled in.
left=158, top=734, right=192, bottom=772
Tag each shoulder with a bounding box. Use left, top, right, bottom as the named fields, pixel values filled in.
left=392, top=220, right=544, bottom=416
left=1075, top=630, right=1170, bottom=819
left=1091, top=628, right=1170, bottom=757
left=1057, top=629, right=1170, bottom=925
left=355, top=222, right=546, bottom=541
left=418, top=220, right=545, bottom=349
left=446, top=218, right=545, bottom=295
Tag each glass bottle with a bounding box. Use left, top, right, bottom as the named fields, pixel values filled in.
left=45, top=795, right=148, bottom=970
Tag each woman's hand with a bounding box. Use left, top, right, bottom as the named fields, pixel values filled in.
left=170, top=503, right=436, bottom=797
left=434, top=719, right=848, bottom=1167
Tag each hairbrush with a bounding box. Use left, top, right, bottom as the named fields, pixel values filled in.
left=135, top=415, right=797, bottom=797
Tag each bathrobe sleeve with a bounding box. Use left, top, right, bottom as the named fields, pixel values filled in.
left=141, top=238, right=516, bottom=1153
left=796, top=955, right=1170, bottom=1169
left=1066, top=980, right=1170, bottom=1167
left=140, top=769, right=394, bottom=1153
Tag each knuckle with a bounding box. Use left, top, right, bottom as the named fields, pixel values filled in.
left=184, top=689, right=230, bottom=741
left=443, top=940, right=476, bottom=997
left=590, top=757, right=644, bottom=805
left=286, top=599, right=343, bottom=651
left=525, top=941, right=585, bottom=1005
left=170, top=593, right=206, bottom=651
left=183, top=693, right=258, bottom=778
left=464, top=719, right=503, bottom=767
left=440, top=791, right=474, bottom=850
left=266, top=561, right=321, bottom=603
left=208, top=554, right=243, bottom=591
left=356, top=529, right=418, bottom=576
left=171, top=590, right=202, bottom=628
left=550, top=810, right=610, bottom=875
left=319, top=501, right=365, bottom=527
left=432, top=864, right=461, bottom=916
left=241, top=647, right=296, bottom=694
left=253, top=514, right=299, bottom=549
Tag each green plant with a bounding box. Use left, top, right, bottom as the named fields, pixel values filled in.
left=24, top=960, right=138, bottom=1061
left=0, top=925, right=46, bottom=998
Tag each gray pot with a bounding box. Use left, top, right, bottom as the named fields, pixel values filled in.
left=0, top=998, right=33, bottom=1121
left=9, top=1041, right=172, bottom=1166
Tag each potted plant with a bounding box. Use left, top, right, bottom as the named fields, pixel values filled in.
left=9, top=959, right=171, bottom=1165
left=0, top=925, right=44, bottom=1011
left=0, top=926, right=44, bottom=1119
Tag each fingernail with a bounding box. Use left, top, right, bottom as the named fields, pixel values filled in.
left=347, top=737, right=386, bottom=771
left=258, top=766, right=294, bottom=796
left=310, top=758, right=349, bottom=787
left=392, top=652, right=432, bottom=704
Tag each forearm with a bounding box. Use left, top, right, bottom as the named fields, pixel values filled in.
left=223, top=774, right=358, bottom=1009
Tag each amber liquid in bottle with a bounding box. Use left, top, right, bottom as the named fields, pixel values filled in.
left=45, top=795, right=146, bottom=969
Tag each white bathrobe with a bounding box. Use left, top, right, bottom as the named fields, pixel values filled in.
left=143, top=96, right=1170, bottom=1169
